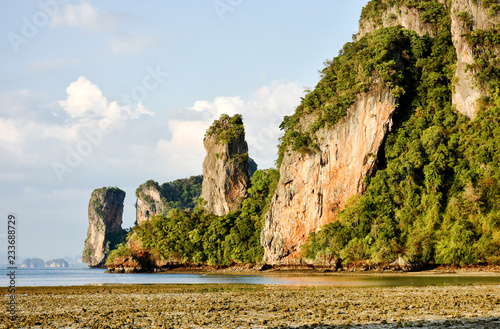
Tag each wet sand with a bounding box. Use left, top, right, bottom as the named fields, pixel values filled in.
left=1, top=279, right=500, bottom=328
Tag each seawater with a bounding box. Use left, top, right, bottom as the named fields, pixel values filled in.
left=1, top=267, right=500, bottom=287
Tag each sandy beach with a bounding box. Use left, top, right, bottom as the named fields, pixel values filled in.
left=2, top=272, right=500, bottom=329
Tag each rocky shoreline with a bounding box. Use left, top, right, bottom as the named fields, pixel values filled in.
left=1, top=280, right=499, bottom=328
left=106, top=259, right=500, bottom=275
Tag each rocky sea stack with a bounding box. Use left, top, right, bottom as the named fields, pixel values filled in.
left=82, top=187, right=126, bottom=268
left=135, top=180, right=167, bottom=226
left=201, top=114, right=250, bottom=216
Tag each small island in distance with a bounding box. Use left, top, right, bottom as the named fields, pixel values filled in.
left=21, top=258, right=68, bottom=268
left=17, top=256, right=86, bottom=268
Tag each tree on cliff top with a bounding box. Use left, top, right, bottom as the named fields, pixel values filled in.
left=204, top=114, right=245, bottom=145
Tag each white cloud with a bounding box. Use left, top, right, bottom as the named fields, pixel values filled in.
left=55, top=76, right=154, bottom=135
left=0, top=118, right=22, bottom=156
left=59, top=76, right=108, bottom=118
left=0, top=77, right=154, bottom=168
left=49, top=1, right=118, bottom=32
left=0, top=90, right=45, bottom=117
left=154, top=120, right=208, bottom=177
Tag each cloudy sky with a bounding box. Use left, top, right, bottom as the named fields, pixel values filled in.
left=0, top=0, right=367, bottom=261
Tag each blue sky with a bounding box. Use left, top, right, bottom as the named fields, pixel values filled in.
left=0, top=0, right=368, bottom=261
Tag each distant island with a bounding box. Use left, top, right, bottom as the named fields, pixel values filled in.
left=20, top=258, right=73, bottom=268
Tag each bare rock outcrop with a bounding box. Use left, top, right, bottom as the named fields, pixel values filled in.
left=201, top=114, right=250, bottom=216
left=261, top=86, right=397, bottom=265
left=357, top=4, right=440, bottom=40
left=450, top=0, right=500, bottom=119
left=358, top=0, right=499, bottom=119
left=388, top=256, right=423, bottom=272
left=82, top=187, right=125, bottom=268
left=135, top=180, right=166, bottom=225
left=106, top=255, right=142, bottom=273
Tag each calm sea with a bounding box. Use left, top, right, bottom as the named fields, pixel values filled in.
left=2, top=267, right=500, bottom=287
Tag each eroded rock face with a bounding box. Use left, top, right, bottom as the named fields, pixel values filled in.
left=106, top=256, right=142, bottom=273
left=261, top=86, right=397, bottom=265
left=358, top=0, right=499, bottom=119
left=82, top=187, right=125, bottom=268
left=135, top=181, right=166, bottom=225
left=201, top=114, right=250, bottom=216
left=357, top=5, right=438, bottom=40
left=450, top=0, right=500, bottom=119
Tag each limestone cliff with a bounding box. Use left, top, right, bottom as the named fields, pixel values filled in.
left=450, top=0, right=500, bottom=119
left=358, top=0, right=499, bottom=119
left=357, top=3, right=440, bottom=40
left=135, top=180, right=166, bottom=225
left=201, top=114, right=250, bottom=216
left=261, top=86, right=397, bottom=264
left=135, top=175, right=203, bottom=225
left=82, top=187, right=125, bottom=268
left=261, top=0, right=500, bottom=265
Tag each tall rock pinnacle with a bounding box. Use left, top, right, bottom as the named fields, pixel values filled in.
left=200, top=114, right=250, bottom=216
left=82, top=187, right=125, bottom=268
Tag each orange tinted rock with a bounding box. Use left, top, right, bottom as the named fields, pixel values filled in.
left=262, top=86, right=397, bottom=265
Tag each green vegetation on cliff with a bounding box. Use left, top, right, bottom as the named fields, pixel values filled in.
left=124, top=169, right=278, bottom=265
left=361, top=0, right=448, bottom=26
left=106, top=244, right=133, bottom=264
left=302, top=3, right=500, bottom=266
left=472, top=0, right=500, bottom=17
left=205, top=114, right=245, bottom=145
left=277, top=22, right=421, bottom=167
left=161, top=176, right=203, bottom=210
left=464, top=27, right=500, bottom=104
left=135, top=176, right=203, bottom=212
